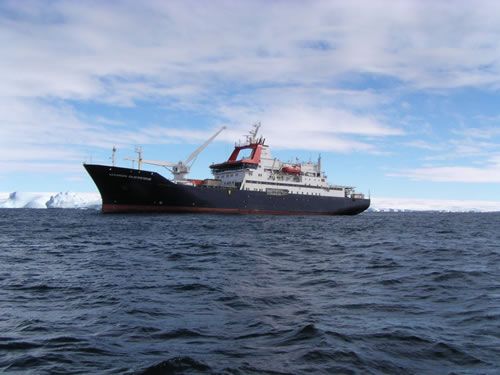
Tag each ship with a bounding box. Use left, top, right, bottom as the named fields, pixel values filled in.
left=84, top=124, right=370, bottom=215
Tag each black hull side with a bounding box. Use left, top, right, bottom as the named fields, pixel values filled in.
left=84, top=164, right=370, bottom=215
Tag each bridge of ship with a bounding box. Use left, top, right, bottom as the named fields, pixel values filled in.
left=210, top=141, right=264, bottom=172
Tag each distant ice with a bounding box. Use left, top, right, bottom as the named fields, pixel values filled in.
left=370, top=197, right=500, bottom=212
left=0, top=192, right=101, bottom=209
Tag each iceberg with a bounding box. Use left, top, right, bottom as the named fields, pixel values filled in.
left=46, top=192, right=101, bottom=209
left=0, top=192, right=54, bottom=209
left=0, top=192, right=101, bottom=209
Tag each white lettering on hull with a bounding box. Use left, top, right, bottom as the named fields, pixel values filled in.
left=109, top=173, right=152, bottom=182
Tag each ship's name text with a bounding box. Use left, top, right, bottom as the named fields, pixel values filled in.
left=109, top=173, right=152, bottom=181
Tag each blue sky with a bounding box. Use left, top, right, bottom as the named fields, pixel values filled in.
left=1, top=0, right=500, bottom=202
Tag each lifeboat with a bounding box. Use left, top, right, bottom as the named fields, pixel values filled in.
left=188, top=179, right=204, bottom=186
left=281, top=165, right=301, bottom=175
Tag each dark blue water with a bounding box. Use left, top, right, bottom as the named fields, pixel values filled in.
left=0, top=210, right=499, bottom=374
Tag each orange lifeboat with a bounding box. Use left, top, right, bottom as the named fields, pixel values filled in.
left=281, top=165, right=301, bottom=175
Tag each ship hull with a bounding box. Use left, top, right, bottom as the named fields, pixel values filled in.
left=84, top=164, right=370, bottom=215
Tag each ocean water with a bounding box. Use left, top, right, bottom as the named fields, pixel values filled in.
left=0, top=210, right=499, bottom=374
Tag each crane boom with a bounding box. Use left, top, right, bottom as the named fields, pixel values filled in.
left=184, top=126, right=226, bottom=166
left=141, top=159, right=177, bottom=168
left=125, top=126, right=226, bottom=182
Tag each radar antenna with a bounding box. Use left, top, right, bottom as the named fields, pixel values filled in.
left=246, top=122, right=261, bottom=143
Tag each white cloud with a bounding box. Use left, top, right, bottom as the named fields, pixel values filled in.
left=216, top=105, right=401, bottom=152
left=403, top=140, right=441, bottom=151
left=4, top=0, right=500, bottom=103
left=390, top=154, right=500, bottom=183
left=2, top=0, right=500, bottom=180
left=454, top=125, right=500, bottom=140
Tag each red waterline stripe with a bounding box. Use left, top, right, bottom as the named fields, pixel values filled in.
left=101, top=204, right=336, bottom=215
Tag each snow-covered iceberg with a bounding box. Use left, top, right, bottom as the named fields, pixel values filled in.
left=46, top=192, right=101, bottom=209
left=0, top=192, right=101, bottom=209
left=0, top=192, right=54, bottom=209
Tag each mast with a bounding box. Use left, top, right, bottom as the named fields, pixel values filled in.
left=135, top=146, right=143, bottom=171
left=111, top=146, right=116, bottom=167
left=125, top=147, right=143, bottom=170
left=247, top=122, right=261, bottom=143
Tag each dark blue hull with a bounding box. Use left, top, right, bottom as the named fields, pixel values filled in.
left=84, top=164, right=370, bottom=215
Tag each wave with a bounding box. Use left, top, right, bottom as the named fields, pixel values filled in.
left=139, top=356, right=211, bottom=374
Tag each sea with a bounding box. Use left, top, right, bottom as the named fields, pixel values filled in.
left=0, top=209, right=499, bottom=374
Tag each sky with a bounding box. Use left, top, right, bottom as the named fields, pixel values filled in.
left=1, top=0, right=500, bottom=203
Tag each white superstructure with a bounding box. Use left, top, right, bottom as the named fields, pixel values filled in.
left=210, top=124, right=362, bottom=199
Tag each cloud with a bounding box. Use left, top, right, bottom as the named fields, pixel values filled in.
left=5, top=0, right=500, bottom=103
left=0, top=1, right=500, bottom=104
left=454, top=125, right=500, bottom=140
left=392, top=166, right=500, bottom=183
left=403, top=140, right=441, bottom=151
left=2, top=0, right=500, bottom=181
left=0, top=97, right=229, bottom=168
left=390, top=154, right=500, bottom=183
left=393, top=128, right=500, bottom=184
left=216, top=105, right=401, bottom=152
